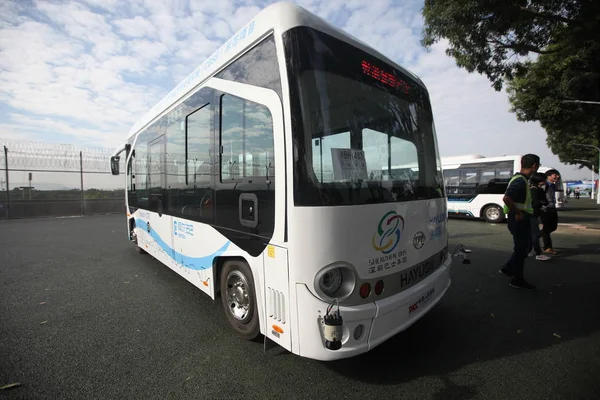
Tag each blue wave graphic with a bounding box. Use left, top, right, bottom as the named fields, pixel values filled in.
left=135, top=218, right=230, bottom=271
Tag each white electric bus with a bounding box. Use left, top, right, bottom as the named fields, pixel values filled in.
left=110, top=2, right=464, bottom=361
left=441, top=155, right=566, bottom=223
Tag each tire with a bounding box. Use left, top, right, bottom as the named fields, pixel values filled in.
left=483, top=204, right=505, bottom=223
left=220, top=261, right=260, bottom=341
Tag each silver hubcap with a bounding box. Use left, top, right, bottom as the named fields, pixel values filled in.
left=225, top=271, right=251, bottom=323
left=486, top=207, right=500, bottom=220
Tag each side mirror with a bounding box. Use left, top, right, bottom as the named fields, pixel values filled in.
left=110, top=156, right=120, bottom=175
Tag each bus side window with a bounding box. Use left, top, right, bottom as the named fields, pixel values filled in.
left=149, top=135, right=166, bottom=213
left=165, top=116, right=186, bottom=216
left=183, top=102, right=214, bottom=221
left=220, top=94, right=275, bottom=182
left=129, top=151, right=136, bottom=191
left=217, top=93, right=275, bottom=237
left=135, top=131, right=149, bottom=208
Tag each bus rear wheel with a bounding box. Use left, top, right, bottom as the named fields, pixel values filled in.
left=220, top=261, right=260, bottom=341
left=483, top=205, right=505, bottom=223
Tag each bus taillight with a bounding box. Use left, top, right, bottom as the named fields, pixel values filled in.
left=359, top=283, right=371, bottom=298
left=374, top=280, right=384, bottom=295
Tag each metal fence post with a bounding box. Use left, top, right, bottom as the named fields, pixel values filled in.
left=80, top=150, right=84, bottom=216
left=4, top=145, right=9, bottom=219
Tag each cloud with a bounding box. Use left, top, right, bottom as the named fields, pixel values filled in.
left=113, top=16, right=157, bottom=39
left=0, top=0, right=589, bottom=181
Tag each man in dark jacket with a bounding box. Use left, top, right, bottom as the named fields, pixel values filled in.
left=541, top=169, right=560, bottom=254
left=500, top=154, right=540, bottom=291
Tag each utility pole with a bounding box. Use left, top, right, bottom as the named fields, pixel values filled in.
left=573, top=144, right=600, bottom=205
left=562, top=100, right=600, bottom=205
left=3, top=145, right=9, bottom=218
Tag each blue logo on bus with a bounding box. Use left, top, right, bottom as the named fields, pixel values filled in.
left=372, top=211, right=405, bottom=254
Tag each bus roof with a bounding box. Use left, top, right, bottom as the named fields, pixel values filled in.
left=440, top=155, right=486, bottom=164
left=441, top=154, right=521, bottom=167
left=440, top=155, right=564, bottom=177
left=126, top=1, right=427, bottom=140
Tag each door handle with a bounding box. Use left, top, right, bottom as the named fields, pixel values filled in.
left=239, top=193, right=258, bottom=228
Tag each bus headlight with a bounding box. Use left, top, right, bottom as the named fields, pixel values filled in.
left=320, top=269, right=342, bottom=295
left=314, top=263, right=356, bottom=301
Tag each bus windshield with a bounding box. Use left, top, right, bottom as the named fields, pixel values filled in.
left=283, top=26, right=444, bottom=207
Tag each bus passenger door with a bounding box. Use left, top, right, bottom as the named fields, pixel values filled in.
left=206, top=78, right=288, bottom=350
left=126, top=150, right=136, bottom=237
left=147, top=135, right=174, bottom=265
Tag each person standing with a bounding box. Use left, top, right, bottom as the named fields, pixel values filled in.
left=541, top=169, right=560, bottom=255
left=500, top=154, right=540, bottom=291
left=529, top=172, right=551, bottom=261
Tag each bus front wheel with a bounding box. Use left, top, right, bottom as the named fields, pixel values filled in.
left=483, top=205, right=505, bottom=223
left=220, top=261, right=260, bottom=341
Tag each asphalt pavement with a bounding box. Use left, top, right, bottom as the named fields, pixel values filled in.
left=1, top=207, right=599, bottom=399
left=556, top=198, right=600, bottom=230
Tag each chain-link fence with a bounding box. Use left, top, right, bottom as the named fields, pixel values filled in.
left=0, top=138, right=126, bottom=219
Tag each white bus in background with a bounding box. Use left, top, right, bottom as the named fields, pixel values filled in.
left=109, top=2, right=470, bottom=361
left=441, top=155, right=566, bottom=223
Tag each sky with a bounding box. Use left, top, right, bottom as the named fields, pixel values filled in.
left=0, top=0, right=594, bottom=183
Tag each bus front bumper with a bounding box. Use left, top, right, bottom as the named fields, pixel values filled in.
left=294, top=257, right=452, bottom=361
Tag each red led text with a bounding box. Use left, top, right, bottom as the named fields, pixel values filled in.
left=361, top=60, right=411, bottom=94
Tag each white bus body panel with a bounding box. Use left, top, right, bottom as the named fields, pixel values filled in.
left=133, top=210, right=231, bottom=299
left=264, top=245, right=292, bottom=351
left=288, top=199, right=450, bottom=361
left=446, top=194, right=506, bottom=219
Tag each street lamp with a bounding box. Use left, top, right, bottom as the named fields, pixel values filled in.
left=561, top=100, right=600, bottom=105
left=573, top=144, right=600, bottom=205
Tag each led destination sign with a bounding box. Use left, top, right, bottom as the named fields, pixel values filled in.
left=361, top=60, right=411, bottom=94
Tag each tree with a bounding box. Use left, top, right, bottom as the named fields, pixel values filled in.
left=507, top=41, right=600, bottom=172
left=421, top=0, right=598, bottom=91
left=421, top=0, right=600, bottom=172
